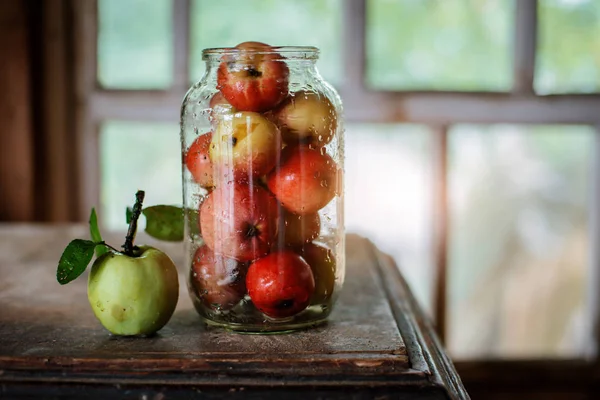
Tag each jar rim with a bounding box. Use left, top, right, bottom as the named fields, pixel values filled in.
left=202, top=46, right=320, bottom=61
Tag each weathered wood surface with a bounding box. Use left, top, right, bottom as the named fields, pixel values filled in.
left=0, top=224, right=469, bottom=399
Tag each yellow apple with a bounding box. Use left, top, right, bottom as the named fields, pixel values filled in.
left=271, top=90, right=337, bottom=147
left=210, top=111, right=282, bottom=181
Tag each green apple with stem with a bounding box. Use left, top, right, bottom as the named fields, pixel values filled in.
left=57, top=191, right=179, bottom=336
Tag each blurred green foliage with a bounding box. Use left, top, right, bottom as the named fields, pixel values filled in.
left=98, top=0, right=173, bottom=89
left=536, top=0, right=600, bottom=94
left=366, top=0, right=514, bottom=91
left=100, top=121, right=181, bottom=229
left=189, top=0, right=342, bottom=86
left=97, top=0, right=600, bottom=93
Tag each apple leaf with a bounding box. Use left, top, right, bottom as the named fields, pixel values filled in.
left=143, top=205, right=184, bottom=242
left=57, top=239, right=102, bottom=285
left=89, top=208, right=107, bottom=257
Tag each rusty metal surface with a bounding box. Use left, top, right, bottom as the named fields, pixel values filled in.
left=0, top=224, right=467, bottom=399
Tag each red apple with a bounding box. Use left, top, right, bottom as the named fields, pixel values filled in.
left=246, top=250, right=315, bottom=318
left=297, top=243, right=336, bottom=305
left=267, top=146, right=338, bottom=215
left=185, top=132, right=214, bottom=188
left=190, top=245, right=246, bottom=311
left=200, top=182, right=279, bottom=262
left=217, top=41, right=289, bottom=112
left=281, top=209, right=321, bottom=247
left=210, top=111, right=282, bottom=181
left=271, top=90, right=337, bottom=146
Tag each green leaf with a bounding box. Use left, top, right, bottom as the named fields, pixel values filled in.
left=89, top=208, right=107, bottom=257
left=143, top=205, right=184, bottom=242
left=57, top=239, right=100, bottom=285
left=126, top=207, right=133, bottom=224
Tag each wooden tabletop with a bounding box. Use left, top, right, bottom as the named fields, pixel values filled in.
left=0, top=224, right=468, bottom=399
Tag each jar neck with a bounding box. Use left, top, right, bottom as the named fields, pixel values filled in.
left=202, top=46, right=320, bottom=74
left=205, top=59, right=318, bottom=71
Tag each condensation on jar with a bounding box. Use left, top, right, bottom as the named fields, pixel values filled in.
left=180, top=42, right=344, bottom=333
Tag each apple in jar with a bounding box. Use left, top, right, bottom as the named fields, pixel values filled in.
left=200, top=182, right=279, bottom=262
left=297, top=243, right=336, bottom=305
left=267, top=146, right=338, bottom=215
left=210, top=92, right=236, bottom=114
left=271, top=90, right=337, bottom=147
left=280, top=209, right=321, bottom=247
left=210, top=111, right=282, bottom=181
left=190, top=245, right=246, bottom=311
left=209, top=92, right=237, bottom=127
left=246, top=250, right=315, bottom=318
left=185, top=132, right=214, bottom=189
left=217, top=41, right=289, bottom=113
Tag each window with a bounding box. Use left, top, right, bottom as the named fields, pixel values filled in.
left=366, top=0, right=514, bottom=91
left=189, top=0, right=343, bottom=86
left=448, top=124, right=593, bottom=359
left=77, top=0, right=600, bottom=371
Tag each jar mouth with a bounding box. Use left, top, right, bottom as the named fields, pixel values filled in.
left=202, top=46, right=319, bottom=61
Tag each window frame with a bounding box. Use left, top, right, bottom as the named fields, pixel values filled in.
left=73, top=0, right=600, bottom=368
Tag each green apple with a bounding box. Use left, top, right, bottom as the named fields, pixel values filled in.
left=87, top=246, right=179, bottom=336
left=57, top=191, right=181, bottom=337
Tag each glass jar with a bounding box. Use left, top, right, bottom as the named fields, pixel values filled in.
left=180, top=44, right=344, bottom=333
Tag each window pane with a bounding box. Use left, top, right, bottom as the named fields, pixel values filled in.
left=448, top=125, right=593, bottom=359
left=536, top=0, right=600, bottom=94
left=346, top=124, right=433, bottom=313
left=366, top=0, right=513, bottom=91
left=97, top=0, right=173, bottom=89
left=100, top=121, right=181, bottom=230
left=189, top=0, right=342, bottom=87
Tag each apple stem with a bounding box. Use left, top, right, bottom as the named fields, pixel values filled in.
left=122, top=190, right=145, bottom=257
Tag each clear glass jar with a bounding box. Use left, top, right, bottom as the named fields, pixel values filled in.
left=180, top=44, right=344, bottom=333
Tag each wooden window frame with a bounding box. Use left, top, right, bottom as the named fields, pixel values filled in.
left=73, top=0, right=600, bottom=371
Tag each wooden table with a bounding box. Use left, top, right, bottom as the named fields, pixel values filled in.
left=0, top=224, right=469, bottom=399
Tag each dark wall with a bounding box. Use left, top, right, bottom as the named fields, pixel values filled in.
left=0, top=0, right=79, bottom=223
left=0, top=0, right=35, bottom=221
